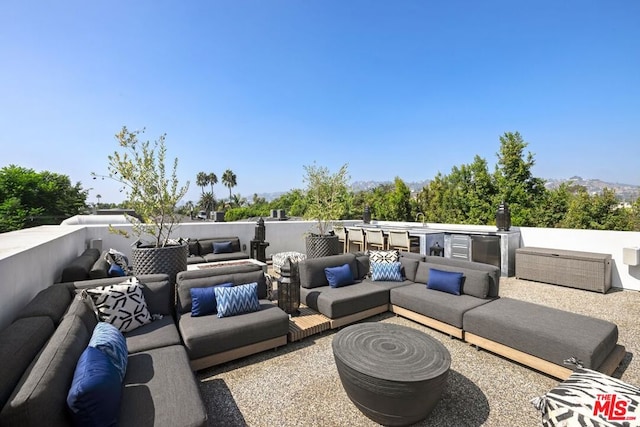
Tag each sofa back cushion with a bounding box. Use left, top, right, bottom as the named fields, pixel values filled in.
left=399, top=257, right=420, bottom=282
left=415, top=261, right=491, bottom=299
left=424, top=255, right=500, bottom=297
left=61, top=248, right=101, bottom=282
left=16, top=283, right=74, bottom=325
left=0, top=316, right=55, bottom=410
left=72, top=274, right=172, bottom=316
left=176, top=267, right=267, bottom=314
left=298, top=253, right=358, bottom=289
left=197, top=237, right=241, bottom=256
left=0, top=314, right=92, bottom=427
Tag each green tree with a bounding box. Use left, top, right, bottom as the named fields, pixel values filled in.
left=302, top=163, right=350, bottom=234
left=561, top=187, right=631, bottom=231
left=494, top=132, right=547, bottom=226
left=0, top=165, right=87, bottom=232
left=222, top=169, right=237, bottom=202
left=101, top=126, right=189, bottom=247
left=270, top=189, right=307, bottom=217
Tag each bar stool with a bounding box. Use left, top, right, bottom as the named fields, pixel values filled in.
left=346, top=227, right=366, bottom=253
left=388, top=230, right=420, bottom=253
left=333, top=226, right=348, bottom=253
left=366, top=229, right=386, bottom=251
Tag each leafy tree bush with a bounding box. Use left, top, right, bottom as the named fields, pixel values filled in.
left=0, top=165, right=87, bottom=232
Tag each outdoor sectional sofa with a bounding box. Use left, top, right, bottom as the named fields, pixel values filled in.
left=175, top=263, right=290, bottom=370
left=298, top=252, right=625, bottom=379
left=186, top=236, right=249, bottom=265
left=0, top=274, right=207, bottom=427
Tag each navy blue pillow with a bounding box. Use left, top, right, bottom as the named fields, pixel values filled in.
left=190, top=283, right=233, bottom=316
left=427, top=268, right=463, bottom=295
left=325, top=264, right=354, bottom=288
left=108, top=263, right=125, bottom=277
left=67, top=346, right=122, bottom=427
left=213, top=241, right=233, bottom=254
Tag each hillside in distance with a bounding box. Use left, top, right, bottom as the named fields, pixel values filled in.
left=254, top=177, right=639, bottom=202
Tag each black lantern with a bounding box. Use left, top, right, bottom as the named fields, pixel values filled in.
left=277, top=258, right=300, bottom=315
left=496, top=201, right=511, bottom=231
left=363, top=205, right=371, bottom=224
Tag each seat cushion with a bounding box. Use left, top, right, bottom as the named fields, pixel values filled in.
left=120, top=345, right=207, bottom=427
left=390, top=283, right=492, bottom=329
left=463, top=298, right=619, bottom=370
left=178, top=301, right=289, bottom=360
left=124, top=316, right=182, bottom=354
left=300, top=282, right=389, bottom=319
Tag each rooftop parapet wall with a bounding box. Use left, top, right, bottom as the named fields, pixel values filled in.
left=1, top=220, right=639, bottom=330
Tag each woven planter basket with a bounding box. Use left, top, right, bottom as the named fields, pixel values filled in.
left=305, top=234, right=341, bottom=259
left=131, top=243, right=188, bottom=285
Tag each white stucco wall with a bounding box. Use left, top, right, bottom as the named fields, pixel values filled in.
left=2, top=220, right=639, bottom=330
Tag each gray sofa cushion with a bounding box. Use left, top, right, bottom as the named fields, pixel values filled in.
left=0, top=314, right=91, bottom=427
left=399, top=251, right=426, bottom=262
left=198, top=237, right=242, bottom=255
left=203, top=252, right=250, bottom=263
left=120, top=345, right=207, bottom=427
left=178, top=301, right=289, bottom=360
left=176, top=268, right=267, bottom=314
left=16, top=283, right=74, bottom=325
left=463, top=298, right=619, bottom=370
left=390, top=283, right=492, bottom=329
left=399, top=257, right=420, bottom=282
left=89, top=257, right=110, bottom=279
left=355, top=254, right=370, bottom=280
left=63, top=293, right=99, bottom=332
left=61, top=248, right=101, bottom=282
left=300, top=282, right=389, bottom=319
left=298, top=253, right=358, bottom=289
left=125, top=316, right=182, bottom=354
left=424, top=256, right=500, bottom=297
left=415, top=262, right=490, bottom=299
left=0, top=316, right=55, bottom=410
left=187, top=255, right=206, bottom=264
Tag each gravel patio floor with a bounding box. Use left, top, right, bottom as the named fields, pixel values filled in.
left=197, top=277, right=640, bottom=426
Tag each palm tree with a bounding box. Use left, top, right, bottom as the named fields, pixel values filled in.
left=208, top=173, right=218, bottom=198
left=222, top=169, right=237, bottom=202
left=196, top=172, right=209, bottom=196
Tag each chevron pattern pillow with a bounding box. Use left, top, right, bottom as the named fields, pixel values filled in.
left=86, top=277, right=152, bottom=333
left=88, top=322, right=128, bottom=381
left=371, top=261, right=403, bottom=282
left=368, top=250, right=400, bottom=263
left=214, top=282, right=261, bottom=318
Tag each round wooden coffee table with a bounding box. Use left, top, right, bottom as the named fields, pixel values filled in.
left=332, top=323, right=450, bottom=426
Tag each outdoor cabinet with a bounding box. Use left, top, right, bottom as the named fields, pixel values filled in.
left=515, top=247, right=612, bottom=293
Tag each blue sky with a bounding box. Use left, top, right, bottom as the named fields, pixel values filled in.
left=1, top=1, right=638, bottom=204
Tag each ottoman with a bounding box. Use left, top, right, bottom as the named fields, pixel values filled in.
left=332, top=323, right=450, bottom=426
left=272, top=251, right=306, bottom=274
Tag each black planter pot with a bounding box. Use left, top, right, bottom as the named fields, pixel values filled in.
left=131, top=242, right=188, bottom=285
left=305, top=234, right=341, bottom=259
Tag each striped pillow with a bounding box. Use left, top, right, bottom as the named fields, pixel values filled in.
left=214, top=282, right=261, bottom=318
left=371, top=261, right=403, bottom=282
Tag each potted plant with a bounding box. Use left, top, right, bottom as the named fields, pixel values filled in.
left=95, top=126, right=190, bottom=283
left=302, top=162, right=350, bottom=258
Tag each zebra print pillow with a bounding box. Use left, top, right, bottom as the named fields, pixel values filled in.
left=531, top=367, right=639, bottom=426
left=367, top=250, right=400, bottom=264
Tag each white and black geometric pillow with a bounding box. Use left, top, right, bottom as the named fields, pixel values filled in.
left=86, top=277, right=152, bottom=333
left=368, top=250, right=400, bottom=264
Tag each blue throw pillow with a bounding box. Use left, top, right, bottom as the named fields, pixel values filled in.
left=427, top=268, right=464, bottom=295
left=190, top=282, right=234, bottom=316
left=67, top=346, right=122, bottom=427
left=325, top=264, right=354, bottom=288
left=214, top=282, right=261, bottom=318
left=213, top=241, right=233, bottom=254
left=108, top=263, right=125, bottom=277
left=371, top=261, right=403, bottom=282
left=88, top=322, right=128, bottom=382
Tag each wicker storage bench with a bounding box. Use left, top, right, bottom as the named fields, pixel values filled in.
left=516, top=247, right=612, bottom=293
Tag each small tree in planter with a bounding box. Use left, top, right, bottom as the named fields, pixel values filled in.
left=302, top=162, right=350, bottom=258
left=95, top=126, right=190, bottom=282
